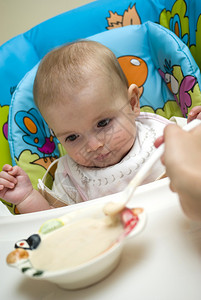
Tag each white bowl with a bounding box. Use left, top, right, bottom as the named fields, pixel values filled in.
left=6, top=203, right=146, bottom=290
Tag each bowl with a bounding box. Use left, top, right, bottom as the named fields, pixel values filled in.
left=6, top=202, right=146, bottom=290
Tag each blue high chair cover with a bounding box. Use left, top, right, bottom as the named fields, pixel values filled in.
left=1, top=0, right=201, bottom=213
left=8, top=22, right=201, bottom=201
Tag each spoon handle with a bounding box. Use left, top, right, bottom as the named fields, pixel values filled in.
left=125, top=119, right=201, bottom=201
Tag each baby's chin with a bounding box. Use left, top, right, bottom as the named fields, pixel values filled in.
left=78, top=158, right=118, bottom=169
left=80, top=151, right=131, bottom=168
left=79, top=161, right=116, bottom=169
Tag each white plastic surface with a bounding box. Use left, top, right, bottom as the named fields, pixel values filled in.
left=1, top=178, right=201, bottom=299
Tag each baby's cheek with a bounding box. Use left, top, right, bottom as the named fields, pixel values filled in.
left=72, top=152, right=91, bottom=167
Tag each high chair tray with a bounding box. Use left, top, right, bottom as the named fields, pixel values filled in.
left=0, top=178, right=201, bottom=300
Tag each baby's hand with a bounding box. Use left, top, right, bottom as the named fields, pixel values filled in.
left=188, top=106, right=201, bottom=123
left=0, top=164, right=33, bottom=205
left=0, top=164, right=17, bottom=190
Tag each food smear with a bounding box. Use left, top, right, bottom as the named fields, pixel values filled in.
left=103, top=201, right=125, bottom=216
left=30, top=217, right=123, bottom=271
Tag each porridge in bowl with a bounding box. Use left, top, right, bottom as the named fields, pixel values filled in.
left=6, top=204, right=146, bottom=289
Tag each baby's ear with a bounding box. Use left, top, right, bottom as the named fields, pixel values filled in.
left=128, top=84, right=140, bottom=115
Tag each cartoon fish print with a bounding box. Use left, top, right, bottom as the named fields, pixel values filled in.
left=118, top=55, right=148, bottom=97
left=15, top=108, right=56, bottom=155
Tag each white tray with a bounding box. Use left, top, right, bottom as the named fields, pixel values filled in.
left=1, top=178, right=201, bottom=300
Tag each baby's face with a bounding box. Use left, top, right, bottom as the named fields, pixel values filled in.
left=43, top=82, right=139, bottom=168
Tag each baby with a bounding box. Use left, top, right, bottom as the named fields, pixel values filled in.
left=0, top=40, right=171, bottom=213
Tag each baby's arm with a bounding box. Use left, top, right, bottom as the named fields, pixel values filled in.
left=0, top=164, right=51, bottom=213
left=187, top=106, right=201, bottom=123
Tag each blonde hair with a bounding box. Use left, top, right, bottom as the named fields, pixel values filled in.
left=33, top=40, right=128, bottom=111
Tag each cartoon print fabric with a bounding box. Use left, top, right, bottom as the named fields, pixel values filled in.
left=1, top=0, right=201, bottom=213
left=9, top=64, right=64, bottom=192
left=8, top=21, right=201, bottom=203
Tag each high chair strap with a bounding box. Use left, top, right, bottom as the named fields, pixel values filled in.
left=63, top=158, right=89, bottom=202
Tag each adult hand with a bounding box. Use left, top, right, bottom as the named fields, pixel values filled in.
left=155, top=124, right=201, bottom=222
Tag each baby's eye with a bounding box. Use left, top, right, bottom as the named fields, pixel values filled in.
left=97, top=118, right=111, bottom=128
left=65, top=134, right=79, bottom=142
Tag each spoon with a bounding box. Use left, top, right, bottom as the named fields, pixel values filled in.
left=103, top=119, right=201, bottom=216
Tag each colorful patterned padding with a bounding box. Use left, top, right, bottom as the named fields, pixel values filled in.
left=1, top=0, right=201, bottom=213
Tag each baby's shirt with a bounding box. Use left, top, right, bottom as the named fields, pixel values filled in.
left=49, top=112, right=171, bottom=206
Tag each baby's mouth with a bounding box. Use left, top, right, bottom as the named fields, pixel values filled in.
left=95, top=152, right=111, bottom=161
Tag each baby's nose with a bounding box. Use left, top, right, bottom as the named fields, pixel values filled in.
left=86, top=136, right=103, bottom=152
